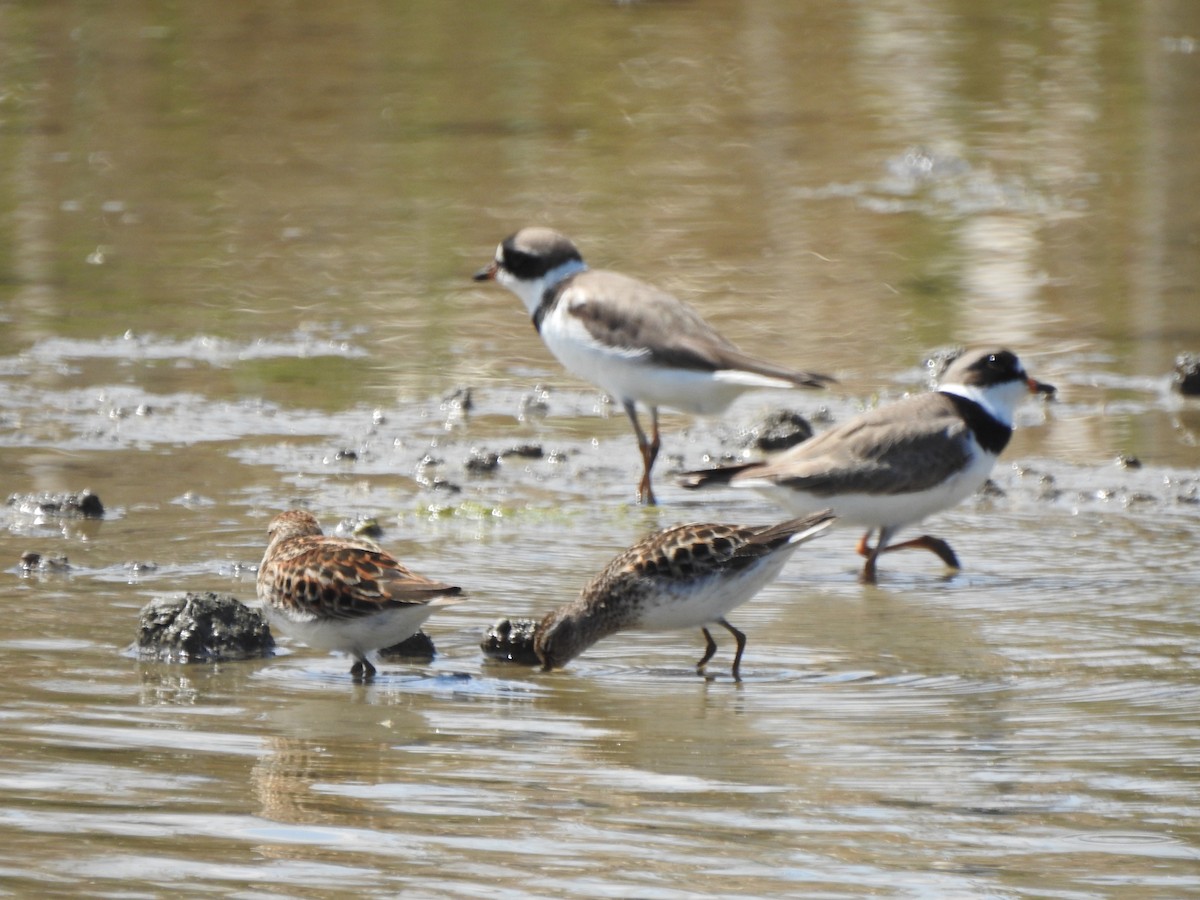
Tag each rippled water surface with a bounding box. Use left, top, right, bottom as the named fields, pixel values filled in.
left=2, top=1, right=1199, bottom=897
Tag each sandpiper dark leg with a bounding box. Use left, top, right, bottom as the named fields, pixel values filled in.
left=351, top=656, right=377, bottom=680
left=697, top=627, right=719, bottom=671
left=719, top=618, right=747, bottom=678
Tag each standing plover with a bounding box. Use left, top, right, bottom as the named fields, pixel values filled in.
left=681, top=348, right=1054, bottom=582
left=474, top=227, right=833, bottom=504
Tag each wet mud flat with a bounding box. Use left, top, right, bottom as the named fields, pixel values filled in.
left=3, top=332, right=1198, bottom=672
left=4, top=330, right=1198, bottom=538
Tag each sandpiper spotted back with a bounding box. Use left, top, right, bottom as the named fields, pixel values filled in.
left=257, top=509, right=464, bottom=679
left=534, top=510, right=834, bottom=677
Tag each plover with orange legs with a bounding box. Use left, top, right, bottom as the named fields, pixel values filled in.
left=533, top=511, right=834, bottom=678
left=474, top=227, right=834, bottom=505
left=257, top=510, right=464, bottom=679
left=681, top=348, right=1054, bottom=583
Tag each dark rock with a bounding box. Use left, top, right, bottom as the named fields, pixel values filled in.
left=378, top=630, right=437, bottom=661
left=501, top=444, right=544, bottom=460
left=20, top=552, right=70, bottom=573
left=742, top=410, right=814, bottom=453
left=420, top=476, right=462, bottom=493
left=1173, top=354, right=1200, bottom=396
left=8, top=489, right=104, bottom=519
left=1116, top=454, right=1142, bottom=469
left=465, top=450, right=501, bottom=474
left=136, top=592, right=274, bottom=663
left=480, top=617, right=541, bottom=666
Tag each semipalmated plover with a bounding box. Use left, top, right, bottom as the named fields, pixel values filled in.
left=257, top=510, right=464, bottom=679
left=534, top=510, right=834, bottom=677
left=680, top=348, right=1054, bottom=582
left=474, top=227, right=834, bottom=504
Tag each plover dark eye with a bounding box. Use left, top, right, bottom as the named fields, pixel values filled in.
left=502, top=248, right=542, bottom=280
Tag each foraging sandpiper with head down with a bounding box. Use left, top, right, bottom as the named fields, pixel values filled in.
left=533, top=510, right=834, bottom=677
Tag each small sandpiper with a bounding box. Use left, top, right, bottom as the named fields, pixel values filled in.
left=680, top=347, right=1055, bottom=582
left=534, top=510, right=834, bottom=677
left=257, top=509, right=464, bottom=679
left=473, top=227, right=834, bottom=505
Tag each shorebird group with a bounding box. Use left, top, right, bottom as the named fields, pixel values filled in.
left=257, top=228, right=1055, bottom=679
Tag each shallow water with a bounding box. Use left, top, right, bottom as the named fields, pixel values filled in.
left=2, top=1, right=1199, bottom=897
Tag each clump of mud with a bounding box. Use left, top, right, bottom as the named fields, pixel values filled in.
left=19, top=551, right=71, bottom=573
left=741, top=409, right=814, bottom=452
left=8, top=489, right=104, bottom=519
left=136, top=592, right=274, bottom=663
left=1174, top=354, right=1200, bottom=395
left=480, top=617, right=541, bottom=666
left=378, top=630, right=438, bottom=662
